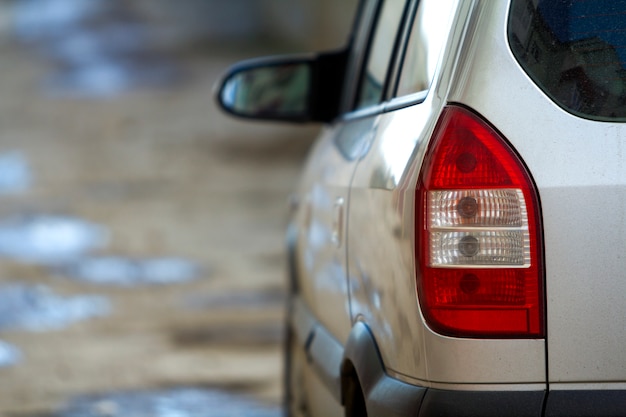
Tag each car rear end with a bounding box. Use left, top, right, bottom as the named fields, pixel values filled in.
left=433, top=0, right=626, bottom=414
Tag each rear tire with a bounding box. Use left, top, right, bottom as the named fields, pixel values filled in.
left=343, top=374, right=367, bottom=417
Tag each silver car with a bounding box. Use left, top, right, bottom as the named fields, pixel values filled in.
left=217, top=0, right=626, bottom=415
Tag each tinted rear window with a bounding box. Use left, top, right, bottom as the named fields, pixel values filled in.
left=509, top=0, right=626, bottom=121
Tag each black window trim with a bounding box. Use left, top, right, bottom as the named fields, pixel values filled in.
left=339, top=0, right=380, bottom=116
left=352, top=0, right=384, bottom=111
left=385, top=0, right=420, bottom=102
left=339, top=0, right=449, bottom=123
left=339, top=90, right=429, bottom=123
left=385, top=90, right=429, bottom=112
left=350, top=0, right=415, bottom=113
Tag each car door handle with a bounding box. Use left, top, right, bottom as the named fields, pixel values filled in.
left=331, top=197, right=345, bottom=248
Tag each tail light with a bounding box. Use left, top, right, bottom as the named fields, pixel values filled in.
left=416, top=106, right=544, bottom=338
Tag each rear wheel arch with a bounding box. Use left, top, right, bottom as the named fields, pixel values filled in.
left=341, top=362, right=368, bottom=417
left=342, top=322, right=384, bottom=396
left=342, top=321, right=426, bottom=416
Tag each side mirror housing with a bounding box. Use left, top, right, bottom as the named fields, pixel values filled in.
left=216, top=50, right=348, bottom=123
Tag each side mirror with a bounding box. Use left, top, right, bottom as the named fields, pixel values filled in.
left=217, top=58, right=312, bottom=122
left=216, top=51, right=348, bottom=123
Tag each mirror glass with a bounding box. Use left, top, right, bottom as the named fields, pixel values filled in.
left=219, top=63, right=311, bottom=120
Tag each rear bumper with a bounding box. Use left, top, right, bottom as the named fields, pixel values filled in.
left=339, top=317, right=545, bottom=416
left=416, top=388, right=626, bottom=417
left=418, top=389, right=544, bottom=417
left=293, top=297, right=626, bottom=417
left=544, top=390, right=626, bottom=417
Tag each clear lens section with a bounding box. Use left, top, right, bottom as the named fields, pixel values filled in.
left=429, top=189, right=526, bottom=227
left=430, top=230, right=530, bottom=267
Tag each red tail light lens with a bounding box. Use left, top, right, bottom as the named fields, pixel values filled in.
left=416, top=106, right=544, bottom=338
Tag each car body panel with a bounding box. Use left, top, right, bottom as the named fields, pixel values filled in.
left=347, top=102, right=431, bottom=381
left=346, top=0, right=547, bottom=387
left=348, top=69, right=546, bottom=388
left=449, top=0, right=626, bottom=386
left=294, top=117, right=379, bottom=345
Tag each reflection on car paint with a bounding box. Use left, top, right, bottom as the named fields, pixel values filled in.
left=0, top=340, right=21, bottom=367
left=351, top=258, right=382, bottom=315
left=303, top=219, right=330, bottom=271
left=307, top=219, right=331, bottom=251
left=0, top=215, right=108, bottom=264
left=333, top=118, right=377, bottom=162
left=377, top=123, right=419, bottom=188
left=310, top=183, right=333, bottom=211
left=45, top=387, right=280, bottom=417
left=61, top=256, right=201, bottom=287
left=0, top=284, right=110, bottom=332
left=315, top=261, right=346, bottom=292
left=0, top=151, right=31, bottom=195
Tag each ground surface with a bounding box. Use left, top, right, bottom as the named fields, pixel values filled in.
left=0, top=37, right=318, bottom=416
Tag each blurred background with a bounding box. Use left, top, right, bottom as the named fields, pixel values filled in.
left=0, top=0, right=357, bottom=415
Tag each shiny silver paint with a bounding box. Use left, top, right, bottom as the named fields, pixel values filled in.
left=294, top=119, right=376, bottom=345
left=448, top=0, right=626, bottom=389
left=290, top=0, right=626, bottom=408
left=353, top=0, right=545, bottom=388
left=293, top=0, right=547, bottom=392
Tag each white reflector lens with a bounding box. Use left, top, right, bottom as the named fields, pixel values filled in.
left=429, top=189, right=526, bottom=227
left=430, top=231, right=529, bottom=267
left=427, top=189, right=530, bottom=268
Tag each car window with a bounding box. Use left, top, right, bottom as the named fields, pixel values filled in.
left=509, top=0, right=626, bottom=121
left=354, top=0, right=409, bottom=110
left=395, top=0, right=457, bottom=97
